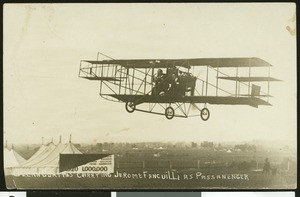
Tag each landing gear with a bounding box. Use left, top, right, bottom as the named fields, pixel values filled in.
left=200, top=108, right=210, bottom=121
left=165, top=106, right=175, bottom=120
left=125, top=102, right=135, bottom=113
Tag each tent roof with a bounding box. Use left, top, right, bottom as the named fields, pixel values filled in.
left=23, top=144, right=47, bottom=164
left=22, top=142, right=57, bottom=167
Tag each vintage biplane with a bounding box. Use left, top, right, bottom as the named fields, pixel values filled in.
left=79, top=53, right=280, bottom=120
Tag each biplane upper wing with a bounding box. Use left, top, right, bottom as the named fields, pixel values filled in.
left=108, top=95, right=271, bottom=108
left=82, top=57, right=271, bottom=69
left=186, top=57, right=272, bottom=67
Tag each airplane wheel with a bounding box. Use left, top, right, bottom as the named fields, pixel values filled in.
left=165, top=107, right=175, bottom=120
left=125, top=102, right=135, bottom=113
left=200, top=108, right=210, bottom=121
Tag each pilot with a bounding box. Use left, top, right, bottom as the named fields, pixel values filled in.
left=157, top=69, right=164, bottom=79
left=152, top=69, right=166, bottom=96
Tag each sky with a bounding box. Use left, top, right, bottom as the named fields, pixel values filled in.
left=3, top=3, right=296, bottom=145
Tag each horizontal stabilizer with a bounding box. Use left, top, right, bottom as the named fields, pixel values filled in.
left=81, top=77, right=123, bottom=81
left=239, top=94, right=273, bottom=98
left=217, top=77, right=281, bottom=82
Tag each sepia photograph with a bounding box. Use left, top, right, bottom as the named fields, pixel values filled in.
left=3, top=3, right=296, bottom=189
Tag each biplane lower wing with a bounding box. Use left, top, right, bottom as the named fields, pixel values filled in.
left=107, top=94, right=271, bottom=108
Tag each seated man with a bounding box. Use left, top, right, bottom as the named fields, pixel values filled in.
left=177, top=72, right=196, bottom=97
left=167, top=72, right=179, bottom=93
left=152, top=69, right=167, bottom=96
left=165, top=68, right=180, bottom=96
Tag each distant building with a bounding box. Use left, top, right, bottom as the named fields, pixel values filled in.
left=191, top=142, right=198, bottom=148
left=201, top=141, right=214, bottom=149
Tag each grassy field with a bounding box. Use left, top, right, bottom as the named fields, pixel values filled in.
left=113, top=148, right=296, bottom=172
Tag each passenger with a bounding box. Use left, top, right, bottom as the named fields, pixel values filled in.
left=187, top=74, right=196, bottom=96
left=165, top=68, right=179, bottom=95
left=177, top=71, right=186, bottom=96
left=168, top=73, right=180, bottom=96
left=177, top=71, right=197, bottom=96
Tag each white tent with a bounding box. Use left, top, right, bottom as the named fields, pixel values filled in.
left=13, top=141, right=82, bottom=175
left=4, top=148, right=26, bottom=167
left=34, top=142, right=82, bottom=174
left=4, top=147, right=27, bottom=175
